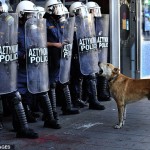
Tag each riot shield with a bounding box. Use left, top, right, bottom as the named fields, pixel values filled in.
left=75, top=14, right=99, bottom=75
left=25, top=17, right=49, bottom=94
left=59, top=16, right=75, bottom=84
left=0, top=13, right=18, bottom=94
left=96, top=15, right=109, bottom=63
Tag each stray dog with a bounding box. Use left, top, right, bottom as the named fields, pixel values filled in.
left=99, top=62, right=150, bottom=129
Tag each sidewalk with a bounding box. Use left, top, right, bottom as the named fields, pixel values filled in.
left=0, top=98, right=150, bottom=150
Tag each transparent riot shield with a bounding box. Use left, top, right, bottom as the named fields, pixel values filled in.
left=59, top=16, right=75, bottom=84
left=75, top=14, right=99, bottom=75
left=96, top=15, right=109, bottom=63
left=0, top=13, right=18, bottom=94
left=25, top=17, right=49, bottom=94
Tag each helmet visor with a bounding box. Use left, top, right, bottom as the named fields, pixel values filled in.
left=76, top=6, right=89, bottom=18
left=91, top=7, right=102, bottom=17
left=23, top=11, right=38, bottom=19
left=53, top=3, right=65, bottom=16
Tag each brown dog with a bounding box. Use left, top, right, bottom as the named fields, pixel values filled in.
left=99, top=62, right=150, bottom=129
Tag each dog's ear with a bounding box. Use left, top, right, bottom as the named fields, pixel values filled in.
left=112, top=68, right=120, bottom=74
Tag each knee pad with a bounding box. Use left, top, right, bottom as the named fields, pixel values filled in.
left=11, top=91, right=22, bottom=105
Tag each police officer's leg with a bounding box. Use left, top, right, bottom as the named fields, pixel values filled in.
left=38, top=92, right=61, bottom=129
left=0, top=96, right=3, bottom=130
left=21, top=92, right=37, bottom=123
left=49, top=83, right=58, bottom=120
left=61, top=83, right=80, bottom=115
left=86, top=74, right=105, bottom=110
left=8, top=91, right=38, bottom=138
left=97, top=75, right=111, bottom=101
left=76, top=77, right=87, bottom=107
left=2, top=95, right=11, bottom=117
left=70, top=77, right=87, bottom=108
left=18, top=76, right=38, bottom=123
left=70, top=58, right=87, bottom=108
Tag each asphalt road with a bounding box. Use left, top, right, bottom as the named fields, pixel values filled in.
left=1, top=98, right=150, bottom=150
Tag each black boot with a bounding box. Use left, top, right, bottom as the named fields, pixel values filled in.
left=23, top=104, right=37, bottom=123
left=39, top=93, right=61, bottom=129
left=88, top=75, right=105, bottom=110
left=50, top=83, right=59, bottom=120
left=11, top=92, right=38, bottom=139
left=16, top=128, right=38, bottom=138
left=75, top=78, right=87, bottom=108
left=97, top=76, right=111, bottom=101
left=62, top=84, right=80, bottom=115
left=75, top=99, right=87, bottom=108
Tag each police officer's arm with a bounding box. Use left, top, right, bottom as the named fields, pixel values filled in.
left=47, top=42, right=63, bottom=48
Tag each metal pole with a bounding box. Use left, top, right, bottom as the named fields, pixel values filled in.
left=109, top=0, right=120, bottom=68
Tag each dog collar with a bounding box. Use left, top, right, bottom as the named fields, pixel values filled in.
left=108, top=74, right=118, bottom=83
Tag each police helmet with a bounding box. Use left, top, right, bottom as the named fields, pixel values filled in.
left=0, top=1, right=8, bottom=12
left=16, top=0, right=38, bottom=18
left=36, top=6, right=45, bottom=18
left=86, top=2, right=102, bottom=17
left=69, top=2, right=89, bottom=18
left=45, top=0, right=65, bottom=16
left=36, top=6, right=45, bottom=12
left=64, top=6, right=69, bottom=19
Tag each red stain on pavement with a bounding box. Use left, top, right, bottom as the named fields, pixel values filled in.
left=29, top=134, right=85, bottom=145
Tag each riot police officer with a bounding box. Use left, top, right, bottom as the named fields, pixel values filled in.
left=69, top=2, right=105, bottom=110
left=86, top=2, right=111, bottom=101
left=16, top=0, right=61, bottom=129
left=62, top=6, right=87, bottom=108
left=44, top=0, right=80, bottom=115
left=0, top=1, right=38, bottom=138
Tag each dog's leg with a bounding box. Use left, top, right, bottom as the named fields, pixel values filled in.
left=122, top=105, right=127, bottom=126
left=114, top=102, right=125, bottom=129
